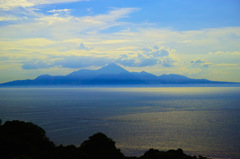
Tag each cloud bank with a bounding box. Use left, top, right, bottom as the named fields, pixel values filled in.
left=116, top=46, right=177, bottom=67
left=22, top=55, right=110, bottom=69
left=21, top=46, right=178, bottom=69
left=190, top=59, right=211, bottom=68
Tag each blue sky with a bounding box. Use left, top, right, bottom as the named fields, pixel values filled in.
left=0, top=0, right=240, bottom=82
left=47, top=0, right=240, bottom=30
left=33, top=0, right=240, bottom=31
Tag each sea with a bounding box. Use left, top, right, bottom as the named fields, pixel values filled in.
left=0, top=87, right=239, bottom=159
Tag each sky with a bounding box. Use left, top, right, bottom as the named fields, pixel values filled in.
left=0, top=0, right=240, bottom=83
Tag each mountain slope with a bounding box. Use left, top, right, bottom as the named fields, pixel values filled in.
left=157, top=74, right=211, bottom=84
left=0, top=63, right=237, bottom=86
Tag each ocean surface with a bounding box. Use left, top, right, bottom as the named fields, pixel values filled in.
left=0, top=87, right=240, bottom=158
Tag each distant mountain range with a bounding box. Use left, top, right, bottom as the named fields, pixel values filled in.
left=0, top=63, right=238, bottom=86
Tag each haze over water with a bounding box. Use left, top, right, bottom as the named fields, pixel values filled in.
left=0, top=87, right=240, bottom=159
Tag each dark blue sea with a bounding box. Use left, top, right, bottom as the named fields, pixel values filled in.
left=0, top=87, right=240, bottom=158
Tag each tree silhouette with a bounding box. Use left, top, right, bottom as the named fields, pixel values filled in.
left=140, top=148, right=202, bottom=159
left=80, top=132, right=124, bottom=159
left=0, top=120, right=55, bottom=159
left=0, top=120, right=209, bottom=159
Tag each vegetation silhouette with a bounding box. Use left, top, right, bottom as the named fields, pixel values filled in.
left=0, top=120, right=55, bottom=159
left=80, top=132, right=124, bottom=159
left=0, top=120, right=208, bottom=159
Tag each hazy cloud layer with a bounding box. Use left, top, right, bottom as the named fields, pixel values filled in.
left=22, top=55, right=110, bottom=69
left=21, top=46, right=178, bottom=69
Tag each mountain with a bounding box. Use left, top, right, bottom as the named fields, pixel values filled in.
left=0, top=63, right=237, bottom=86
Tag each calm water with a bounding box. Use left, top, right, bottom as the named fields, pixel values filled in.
left=0, top=87, right=240, bottom=158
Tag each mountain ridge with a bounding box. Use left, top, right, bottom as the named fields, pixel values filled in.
left=0, top=63, right=238, bottom=86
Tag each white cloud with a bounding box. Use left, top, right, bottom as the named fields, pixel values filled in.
left=47, top=9, right=72, bottom=13
left=0, top=7, right=139, bottom=41
left=0, top=0, right=34, bottom=10
left=75, top=8, right=139, bottom=29
left=0, top=16, right=19, bottom=21
left=37, top=14, right=73, bottom=25
left=0, top=0, right=89, bottom=10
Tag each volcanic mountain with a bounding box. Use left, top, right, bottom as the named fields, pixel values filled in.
left=0, top=63, right=236, bottom=86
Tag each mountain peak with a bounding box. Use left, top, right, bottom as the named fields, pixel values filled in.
left=96, top=63, right=129, bottom=75
left=102, top=63, right=124, bottom=70
left=35, top=74, right=51, bottom=80
left=106, top=63, right=120, bottom=67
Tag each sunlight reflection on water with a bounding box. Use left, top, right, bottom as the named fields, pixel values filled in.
left=0, top=87, right=240, bottom=158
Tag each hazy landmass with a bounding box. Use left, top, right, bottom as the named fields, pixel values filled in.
left=0, top=120, right=208, bottom=159
left=0, top=63, right=238, bottom=87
